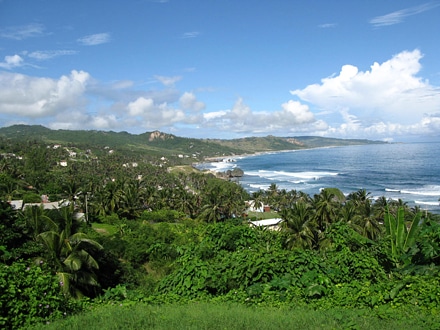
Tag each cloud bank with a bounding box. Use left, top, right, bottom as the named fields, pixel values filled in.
left=0, top=49, right=439, bottom=140
left=291, top=49, right=440, bottom=139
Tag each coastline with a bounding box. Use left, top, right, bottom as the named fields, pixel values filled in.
left=196, top=143, right=440, bottom=214
left=200, top=145, right=340, bottom=164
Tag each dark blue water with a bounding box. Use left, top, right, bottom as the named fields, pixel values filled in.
left=197, top=142, right=440, bottom=213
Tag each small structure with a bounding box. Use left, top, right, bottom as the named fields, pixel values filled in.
left=249, top=218, right=283, bottom=231
left=9, top=200, right=23, bottom=210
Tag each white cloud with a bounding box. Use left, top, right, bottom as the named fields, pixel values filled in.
left=291, top=49, right=440, bottom=126
left=182, top=31, right=200, bottom=39
left=0, top=55, right=24, bottom=69
left=370, top=3, right=439, bottom=27
left=0, top=23, right=45, bottom=40
left=203, top=110, right=227, bottom=121
left=28, top=50, right=77, bottom=60
left=318, top=23, right=337, bottom=28
left=127, top=97, right=186, bottom=128
left=154, top=75, right=182, bottom=86
left=0, top=70, right=90, bottom=117
left=77, top=33, right=111, bottom=46
left=179, top=92, right=205, bottom=111
left=201, top=98, right=316, bottom=134
left=48, top=112, right=119, bottom=131
left=128, top=97, right=154, bottom=116
left=1, top=48, right=438, bottom=140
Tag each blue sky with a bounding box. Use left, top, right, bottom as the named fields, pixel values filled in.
left=1, top=0, right=440, bottom=141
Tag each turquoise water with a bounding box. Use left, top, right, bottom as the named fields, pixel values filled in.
left=197, top=142, right=440, bottom=213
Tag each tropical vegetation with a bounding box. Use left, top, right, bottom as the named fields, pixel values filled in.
left=0, top=127, right=439, bottom=329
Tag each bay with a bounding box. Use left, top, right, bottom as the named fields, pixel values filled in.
left=196, top=142, right=440, bottom=214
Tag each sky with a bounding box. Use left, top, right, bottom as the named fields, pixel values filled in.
left=1, top=0, right=440, bottom=141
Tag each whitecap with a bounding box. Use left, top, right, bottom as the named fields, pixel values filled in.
left=415, top=200, right=440, bottom=206
left=385, top=188, right=401, bottom=193
left=400, top=185, right=440, bottom=197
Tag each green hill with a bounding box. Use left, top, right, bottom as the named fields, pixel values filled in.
left=0, top=125, right=385, bottom=160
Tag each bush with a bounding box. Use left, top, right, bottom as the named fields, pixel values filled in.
left=0, top=261, right=82, bottom=329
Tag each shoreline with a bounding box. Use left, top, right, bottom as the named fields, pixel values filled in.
left=194, top=144, right=440, bottom=214
left=199, top=145, right=340, bottom=164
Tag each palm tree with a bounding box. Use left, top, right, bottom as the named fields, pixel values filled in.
left=172, top=186, right=197, bottom=218
left=0, top=174, right=20, bottom=201
left=281, top=201, right=315, bottom=249
left=313, top=189, right=341, bottom=232
left=21, top=205, right=58, bottom=240
left=93, top=179, right=124, bottom=216
left=354, top=201, right=382, bottom=240
left=37, top=205, right=103, bottom=298
left=373, top=196, right=389, bottom=221
left=118, top=179, right=144, bottom=219
left=346, top=190, right=382, bottom=240
left=251, top=190, right=265, bottom=212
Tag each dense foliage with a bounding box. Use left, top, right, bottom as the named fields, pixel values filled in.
left=1, top=137, right=439, bottom=328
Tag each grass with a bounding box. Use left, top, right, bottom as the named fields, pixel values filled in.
left=168, top=165, right=200, bottom=175
left=91, top=223, right=118, bottom=236
left=29, top=302, right=437, bottom=330
left=247, top=210, right=280, bottom=220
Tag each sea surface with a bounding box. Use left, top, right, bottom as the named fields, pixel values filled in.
left=196, top=142, right=440, bottom=214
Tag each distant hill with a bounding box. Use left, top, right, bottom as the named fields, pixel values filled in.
left=0, top=125, right=385, bottom=160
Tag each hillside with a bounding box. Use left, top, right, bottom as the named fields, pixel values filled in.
left=0, top=125, right=385, bottom=160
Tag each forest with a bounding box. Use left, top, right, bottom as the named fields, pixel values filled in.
left=1, top=134, right=440, bottom=329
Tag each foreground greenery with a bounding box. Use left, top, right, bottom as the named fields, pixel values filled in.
left=29, top=302, right=439, bottom=330
left=1, top=136, right=439, bottom=329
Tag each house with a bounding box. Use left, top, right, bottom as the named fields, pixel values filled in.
left=9, top=200, right=23, bottom=210
left=9, top=199, right=85, bottom=220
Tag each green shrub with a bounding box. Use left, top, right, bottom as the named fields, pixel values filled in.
left=0, top=261, right=82, bottom=329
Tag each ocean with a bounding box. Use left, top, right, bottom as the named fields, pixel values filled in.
left=196, top=142, right=440, bottom=214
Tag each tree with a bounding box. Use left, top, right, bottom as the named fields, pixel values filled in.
left=21, top=204, right=58, bottom=240
left=313, top=189, right=340, bottom=232
left=198, top=179, right=247, bottom=222
left=36, top=205, right=103, bottom=298
left=346, top=190, right=382, bottom=240
left=0, top=173, right=20, bottom=201
left=251, top=190, right=265, bottom=212
left=280, top=200, right=315, bottom=249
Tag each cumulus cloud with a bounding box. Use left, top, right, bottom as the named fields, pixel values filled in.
left=0, top=55, right=24, bottom=69
left=77, top=33, right=111, bottom=46
left=48, top=112, right=119, bottom=131
left=291, top=49, right=440, bottom=126
left=0, top=23, right=45, bottom=40
left=127, top=97, right=186, bottom=128
left=370, top=3, right=439, bottom=27
left=0, top=70, right=89, bottom=117
left=179, top=92, right=205, bottom=111
left=128, top=97, right=154, bottom=116
left=2, top=48, right=438, bottom=140
left=201, top=98, right=316, bottom=134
